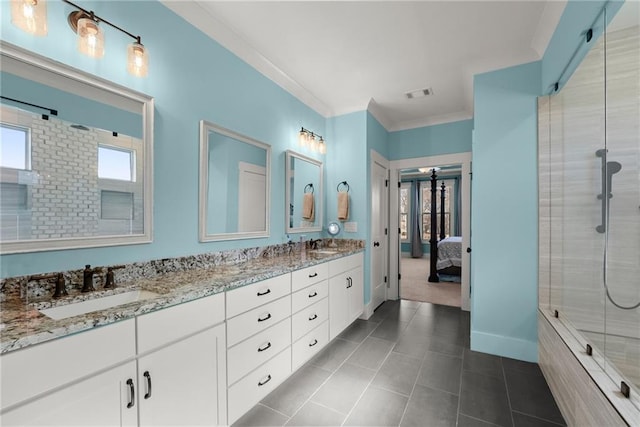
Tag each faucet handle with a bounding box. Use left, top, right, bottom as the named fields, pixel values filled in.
left=52, top=273, right=68, bottom=298
left=104, top=265, right=125, bottom=289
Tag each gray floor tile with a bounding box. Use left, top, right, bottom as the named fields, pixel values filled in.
left=459, top=371, right=512, bottom=427
left=232, top=404, right=288, bottom=427
left=310, top=363, right=376, bottom=414
left=457, top=414, right=502, bottom=427
left=371, top=319, right=409, bottom=342
left=261, top=364, right=332, bottom=416
left=399, top=299, right=421, bottom=309
left=416, top=350, right=462, bottom=395
left=463, top=348, right=504, bottom=378
left=285, top=401, right=345, bottom=426
left=371, top=352, right=422, bottom=395
left=501, top=357, right=543, bottom=376
left=393, top=334, right=430, bottom=359
left=426, top=334, right=464, bottom=358
left=308, top=338, right=359, bottom=372
left=512, top=411, right=566, bottom=427
left=338, top=319, right=379, bottom=343
left=344, top=386, right=408, bottom=426
left=347, top=336, right=394, bottom=370
left=505, top=369, right=565, bottom=425
left=400, top=384, right=458, bottom=427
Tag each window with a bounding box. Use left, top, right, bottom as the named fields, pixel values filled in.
left=399, top=182, right=411, bottom=241
left=98, top=146, right=134, bottom=181
left=421, top=179, right=453, bottom=241
left=0, top=123, right=30, bottom=170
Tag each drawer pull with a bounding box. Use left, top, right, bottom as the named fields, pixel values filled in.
left=308, top=291, right=318, bottom=298
left=308, top=272, right=318, bottom=278
left=143, top=371, right=152, bottom=399
left=309, top=314, right=318, bottom=321
left=258, top=342, right=272, bottom=352
left=258, top=374, right=272, bottom=386
left=257, top=288, right=271, bottom=297
left=309, top=339, right=318, bottom=347
left=126, top=379, right=135, bottom=408
left=346, top=277, right=353, bottom=288
left=258, top=313, right=272, bottom=322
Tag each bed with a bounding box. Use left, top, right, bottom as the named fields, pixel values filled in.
left=436, top=236, right=462, bottom=276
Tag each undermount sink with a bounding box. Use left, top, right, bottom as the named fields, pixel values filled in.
left=39, top=290, right=159, bottom=320
left=309, top=250, right=339, bottom=255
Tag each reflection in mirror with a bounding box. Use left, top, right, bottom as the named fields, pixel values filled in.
left=0, top=43, right=153, bottom=254
left=285, top=150, right=323, bottom=233
left=199, top=121, right=271, bottom=241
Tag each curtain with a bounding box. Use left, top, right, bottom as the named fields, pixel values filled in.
left=455, top=177, right=462, bottom=236
left=410, top=180, right=423, bottom=258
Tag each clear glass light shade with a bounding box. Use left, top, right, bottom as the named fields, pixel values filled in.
left=11, top=0, right=47, bottom=36
left=77, top=17, right=104, bottom=58
left=309, top=135, right=318, bottom=152
left=298, top=129, right=308, bottom=148
left=318, top=138, right=326, bottom=155
left=127, top=42, right=149, bottom=77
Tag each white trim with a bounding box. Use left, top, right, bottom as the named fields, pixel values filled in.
left=198, top=121, right=271, bottom=242
left=0, top=42, right=154, bottom=254
left=370, top=149, right=390, bottom=308
left=360, top=300, right=374, bottom=320
left=389, top=152, right=471, bottom=311
left=387, top=111, right=474, bottom=132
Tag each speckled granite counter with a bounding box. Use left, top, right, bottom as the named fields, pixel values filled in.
left=0, top=243, right=364, bottom=355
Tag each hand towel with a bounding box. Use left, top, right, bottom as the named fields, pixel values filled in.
left=338, top=192, right=349, bottom=220
left=302, top=193, right=315, bottom=221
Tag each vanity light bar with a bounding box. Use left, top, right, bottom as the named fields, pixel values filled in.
left=298, top=127, right=326, bottom=155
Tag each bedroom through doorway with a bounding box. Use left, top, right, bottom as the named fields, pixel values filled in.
left=398, top=164, right=462, bottom=307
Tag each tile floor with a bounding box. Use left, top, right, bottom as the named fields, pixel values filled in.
left=234, top=300, right=566, bottom=427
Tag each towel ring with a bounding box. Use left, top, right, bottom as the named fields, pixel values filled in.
left=337, top=181, right=350, bottom=193
left=304, top=183, right=314, bottom=194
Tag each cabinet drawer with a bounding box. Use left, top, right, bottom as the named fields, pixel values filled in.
left=292, top=280, right=328, bottom=313
left=291, top=262, right=328, bottom=292
left=137, top=292, right=224, bottom=354
left=228, top=348, right=292, bottom=425
left=228, top=318, right=291, bottom=385
left=226, top=273, right=290, bottom=318
left=1, top=319, right=135, bottom=411
left=292, top=321, right=329, bottom=370
left=292, top=297, right=328, bottom=342
left=328, top=253, right=363, bottom=277
left=227, top=295, right=291, bottom=347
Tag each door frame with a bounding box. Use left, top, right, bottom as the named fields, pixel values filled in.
left=369, top=150, right=390, bottom=315
left=389, top=152, right=471, bottom=311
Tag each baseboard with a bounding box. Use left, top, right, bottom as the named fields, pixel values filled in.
left=470, top=330, right=537, bottom=362
left=360, top=300, right=374, bottom=320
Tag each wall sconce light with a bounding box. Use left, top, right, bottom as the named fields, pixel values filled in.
left=298, top=127, right=326, bottom=155
left=11, top=0, right=48, bottom=36
left=64, top=0, right=148, bottom=77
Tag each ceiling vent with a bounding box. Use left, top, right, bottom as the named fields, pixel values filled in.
left=405, top=88, right=433, bottom=99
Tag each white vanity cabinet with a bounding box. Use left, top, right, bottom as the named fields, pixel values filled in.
left=136, top=293, right=226, bottom=426
left=329, top=253, right=364, bottom=340
left=225, top=273, right=292, bottom=425
left=0, top=319, right=137, bottom=426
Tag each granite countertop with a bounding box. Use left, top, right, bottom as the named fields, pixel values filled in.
left=0, top=247, right=363, bottom=355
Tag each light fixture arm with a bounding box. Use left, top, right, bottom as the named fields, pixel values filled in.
left=300, top=126, right=324, bottom=142
left=62, top=0, right=142, bottom=44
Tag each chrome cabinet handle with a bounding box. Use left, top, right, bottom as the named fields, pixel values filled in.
left=126, top=379, right=135, bottom=408
left=258, top=374, right=272, bottom=386
left=258, top=313, right=272, bottom=322
left=143, top=371, right=152, bottom=399
left=258, top=342, right=272, bottom=352
left=257, top=288, right=271, bottom=297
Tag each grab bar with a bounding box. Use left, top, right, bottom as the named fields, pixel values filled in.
left=595, top=149, right=622, bottom=233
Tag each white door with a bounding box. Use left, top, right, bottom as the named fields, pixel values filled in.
left=1, top=361, right=138, bottom=427
left=371, top=153, right=389, bottom=311
left=238, top=162, right=266, bottom=232
left=138, top=324, right=226, bottom=426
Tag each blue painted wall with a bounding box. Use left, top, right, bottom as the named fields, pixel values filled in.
left=0, top=0, right=325, bottom=277
left=388, top=119, right=473, bottom=160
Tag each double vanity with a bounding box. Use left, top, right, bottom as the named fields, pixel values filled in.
left=0, top=244, right=364, bottom=426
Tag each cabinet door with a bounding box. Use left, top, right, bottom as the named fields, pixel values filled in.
left=329, top=271, right=349, bottom=340
left=348, top=266, right=364, bottom=322
left=1, top=361, right=137, bottom=427
left=138, top=323, right=227, bottom=426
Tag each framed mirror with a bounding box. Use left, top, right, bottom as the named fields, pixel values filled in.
left=0, top=42, right=154, bottom=254
left=285, top=150, right=323, bottom=233
left=199, top=121, right=271, bottom=241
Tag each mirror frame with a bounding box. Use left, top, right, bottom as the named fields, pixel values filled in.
left=199, top=120, right=271, bottom=242
left=285, top=150, right=323, bottom=234
left=0, top=42, right=154, bottom=254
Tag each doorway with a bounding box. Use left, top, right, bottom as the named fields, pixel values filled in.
left=389, top=152, right=471, bottom=311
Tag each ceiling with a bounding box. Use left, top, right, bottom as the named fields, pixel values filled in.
left=163, top=1, right=567, bottom=131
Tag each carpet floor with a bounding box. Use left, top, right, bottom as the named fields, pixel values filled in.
left=400, top=256, right=461, bottom=307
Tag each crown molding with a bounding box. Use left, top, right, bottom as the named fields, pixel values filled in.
left=388, top=111, right=473, bottom=132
